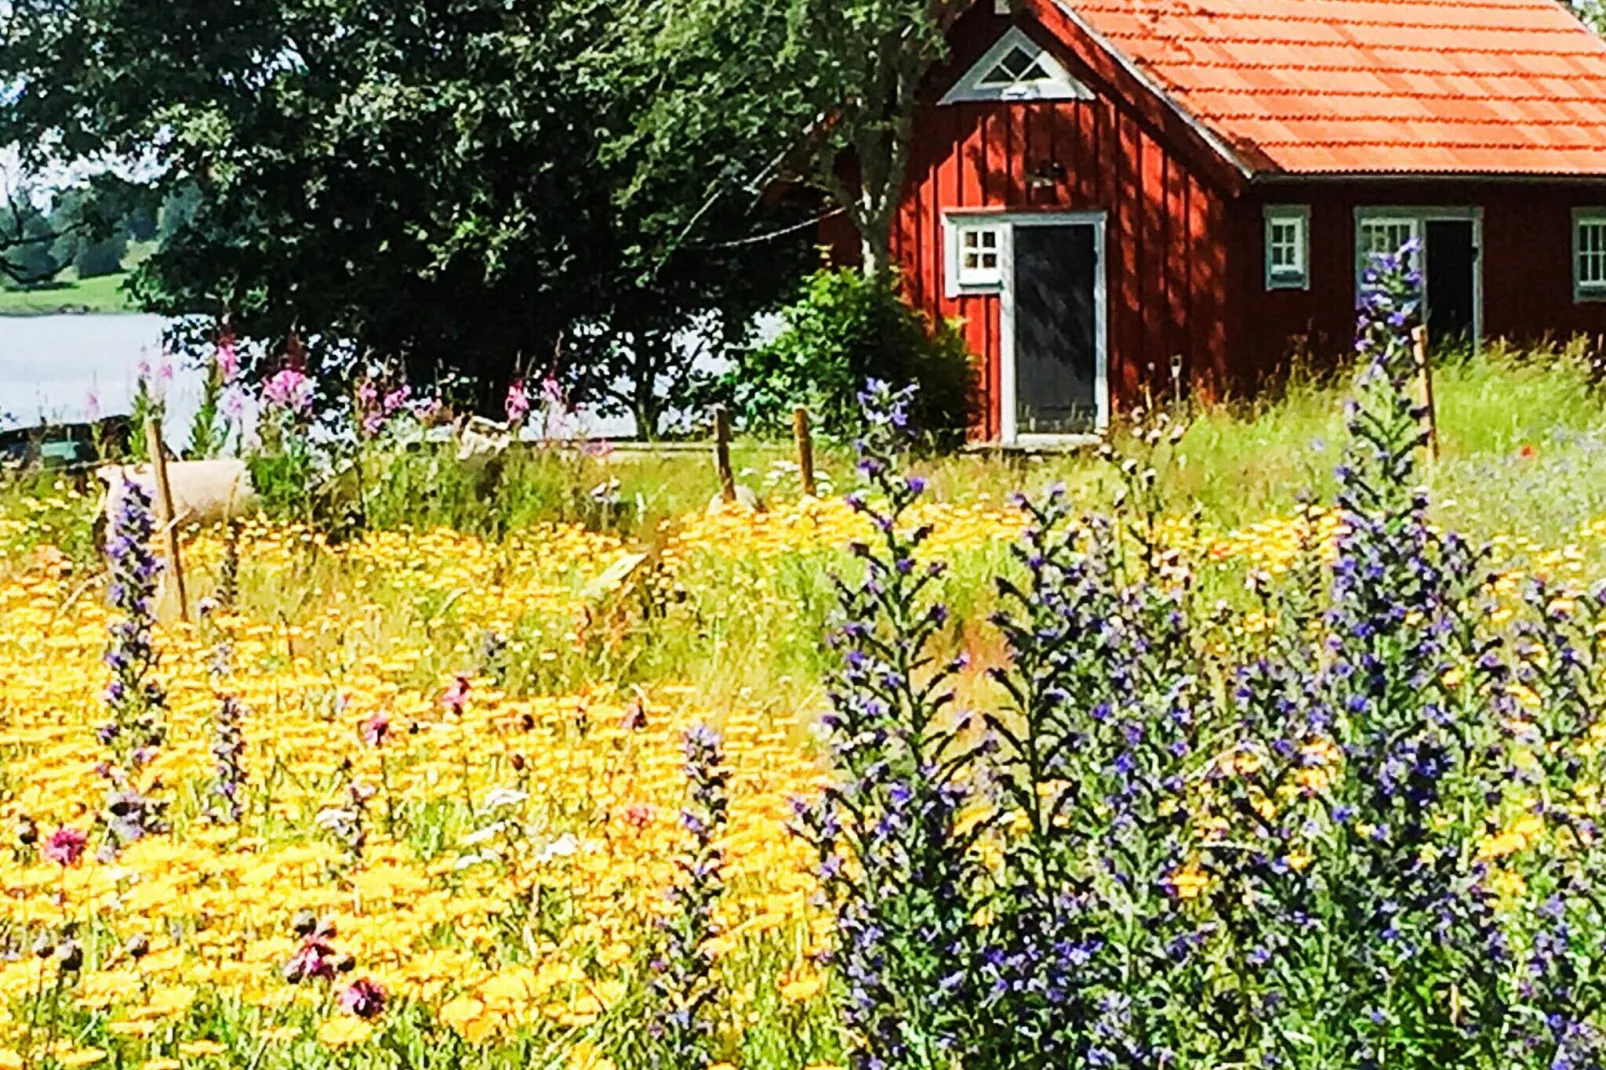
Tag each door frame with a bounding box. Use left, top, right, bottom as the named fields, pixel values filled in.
left=943, top=209, right=1108, bottom=446
left=1353, top=206, right=1483, bottom=348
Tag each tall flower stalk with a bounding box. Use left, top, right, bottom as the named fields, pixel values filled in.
left=207, top=639, right=247, bottom=826
left=982, top=486, right=1208, bottom=1070
left=98, top=478, right=169, bottom=854
left=799, top=380, right=983, bottom=1070
left=646, top=723, right=729, bottom=1070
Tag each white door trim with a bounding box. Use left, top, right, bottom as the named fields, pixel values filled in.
left=943, top=209, right=1109, bottom=445
left=1353, top=205, right=1483, bottom=348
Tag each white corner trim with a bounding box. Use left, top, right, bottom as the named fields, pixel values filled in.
left=1045, top=0, right=1255, bottom=179
left=939, top=25, right=1095, bottom=105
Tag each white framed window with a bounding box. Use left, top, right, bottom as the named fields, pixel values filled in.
left=1264, top=206, right=1309, bottom=291
left=1358, top=218, right=1420, bottom=264
left=947, top=219, right=1005, bottom=293
left=1356, top=216, right=1422, bottom=303
left=1575, top=210, right=1606, bottom=302
left=940, top=26, right=1094, bottom=105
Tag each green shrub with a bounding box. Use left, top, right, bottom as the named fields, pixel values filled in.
left=727, top=269, right=976, bottom=446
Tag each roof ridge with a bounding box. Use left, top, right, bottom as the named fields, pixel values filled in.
left=1104, top=33, right=1606, bottom=57
left=1154, top=58, right=1606, bottom=74
left=1074, top=0, right=1566, bottom=11
left=1205, top=113, right=1606, bottom=124
left=1251, top=138, right=1606, bottom=147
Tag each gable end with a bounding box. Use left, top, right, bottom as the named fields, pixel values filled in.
left=939, top=24, right=1095, bottom=105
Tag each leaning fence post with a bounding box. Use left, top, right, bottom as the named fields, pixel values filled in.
left=1410, top=325, right=1440, bottom=464
left=713, top=405, right=736, bottom=504
left=144, top=417, right=189, bottom=621
left=793, top=406, right=817, bottom=498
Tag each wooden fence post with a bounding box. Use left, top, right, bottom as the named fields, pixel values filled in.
left=712, top=405, right=736, bottom=504
left=144, top=418, right=189, bottom=621
left=1410, top=325, right=1440, bottom=464
left=793, top=406, right=817, bottom=498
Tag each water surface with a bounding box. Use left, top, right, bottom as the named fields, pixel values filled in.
left=0, top=314, right=199, bottom=441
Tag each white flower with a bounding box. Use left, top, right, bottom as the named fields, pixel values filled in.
left=483, top=786, right=529, bottom=811
left=460, top=822, right=508, bottom=847
left=534, top=832, right=579, bottom=864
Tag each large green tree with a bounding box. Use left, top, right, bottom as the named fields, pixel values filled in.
left=0, top=0, right=808, bottom=435
left=607, top=0, right=970, bottom=275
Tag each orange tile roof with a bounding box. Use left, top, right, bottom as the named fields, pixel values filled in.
left=1065, top=0, right=1606, bottom=174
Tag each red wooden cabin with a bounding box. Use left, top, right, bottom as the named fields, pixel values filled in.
left=876, top=0, right=1606, bottom=444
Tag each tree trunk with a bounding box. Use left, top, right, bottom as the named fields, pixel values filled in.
left=858, top=186, right=894, bottom=279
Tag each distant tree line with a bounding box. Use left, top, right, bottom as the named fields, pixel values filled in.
left=0, top=184, right=198, bottom=290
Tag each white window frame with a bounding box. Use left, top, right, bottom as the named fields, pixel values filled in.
left=1264, top=205, right=1310, bottom=291
left=1357, top=216, right=1422, bottom=267
left=944, top=216, right=1007, bottom=296
left=1574, top=209, right=1606, bottom=303
left=944, top=209, right=1109, bottom=445
left=939, top=26, right=1094, bottom=105
left=1353, top=206, right=1483, bottom=348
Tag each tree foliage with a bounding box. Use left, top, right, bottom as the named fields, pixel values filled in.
left=608, top=0, right=968, bottom=274
left=0, top=0, right=810, bottom=435
left=0, top=190, right=61, bottom=288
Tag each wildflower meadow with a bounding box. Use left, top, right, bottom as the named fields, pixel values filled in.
left=6, top=250, right=1606, bottom=1070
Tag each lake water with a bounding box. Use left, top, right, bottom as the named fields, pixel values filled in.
left=0, top=314, right=201, bottom=441
left=0, top=313, right=713, bottom=442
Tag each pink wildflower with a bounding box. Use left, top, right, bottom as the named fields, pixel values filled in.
left=43, top=827, right=86, bottom=867
left=441, top=675, right=471, bottom=715
left=360, top=712, right=391, bottom=748
left=505, top=379, right=531, bottom=426
left=283, top=936, right=338, bottom=983
left=339, top=977, right=387, bottom=1019
left=262, top=368, right=315, bottom=415
left=216, top=333, right=240, bottom=383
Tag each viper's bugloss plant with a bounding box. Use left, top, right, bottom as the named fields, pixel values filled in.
left=1500, top=579, right=1606, bottom=1069
left=1185, top=245, right=1514, bottom=1070
left=798, top=379, right=985, bottom=1070
left=646, top=723, right=730, bottom=1070
left=208, top=641, right=247, bottom=826
left=99, top=477, right=170, bottom=854
left=102, top=477, right=166, bottom=765
left=981, top=483, right=1210, bottom=1070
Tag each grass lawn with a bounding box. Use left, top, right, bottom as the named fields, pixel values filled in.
left=0, top=271, right=137, bottom=315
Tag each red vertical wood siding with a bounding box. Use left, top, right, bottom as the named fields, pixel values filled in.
left=886, top=0, right=1606, bottom=437
left=1237, top=182, right=1606, bottom=390
left=891, top=2, right=1238, bottom=437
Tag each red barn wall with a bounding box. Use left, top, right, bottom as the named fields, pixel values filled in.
left=889, top=3, right=1606, bottom=436
left=1236, top=182, right=1606, bottom=384
left=892, top=2, right=1238, bottom=439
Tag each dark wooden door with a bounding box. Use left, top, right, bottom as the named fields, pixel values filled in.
left=1013, top=224, right=1098, bottom=435
left=1426, top=220, right=1476, bottom=347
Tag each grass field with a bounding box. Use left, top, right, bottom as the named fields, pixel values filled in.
left=0, top=272, right=136, bottom=315
left=1, top=339, right=1605, bottom=1069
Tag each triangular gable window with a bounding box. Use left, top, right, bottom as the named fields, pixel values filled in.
left=940, top=26, right=1093, bottom=105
